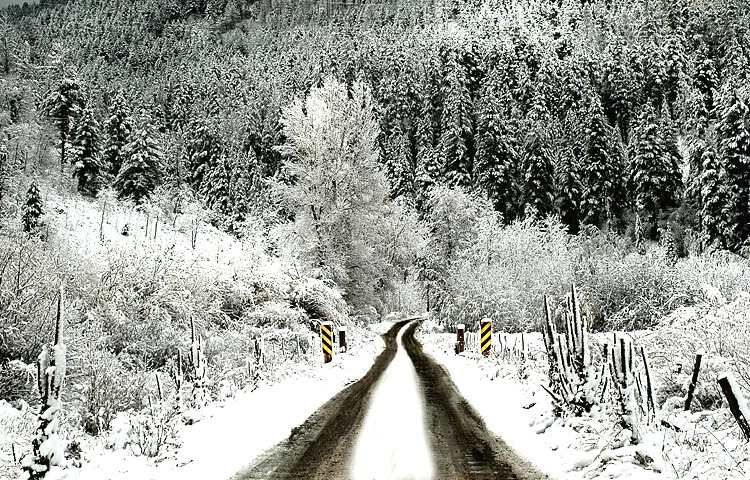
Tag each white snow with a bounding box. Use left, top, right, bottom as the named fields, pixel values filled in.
left=22, top=333, right=385, bottom=480
left=350, top=321, right=434, bottom=480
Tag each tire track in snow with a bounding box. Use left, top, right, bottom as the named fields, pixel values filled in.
left=402, top=321, right=551, bottom=480
left=230, top=320, right=409, bottom=480
left=231, top=319, right=550, bottom=480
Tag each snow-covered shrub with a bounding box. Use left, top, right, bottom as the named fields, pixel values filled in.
left=0, top=361, right=35, bottom=403
left=127, top=398, right=179, bottom=458
left=0, top=234, right=68, bottom=366
left=243, top=301, right=306, bottom=328
left=70, top=347, right=147, bottom=436
left=440, top=215, right=573, bottom=331
left=289, top=278, right=348, bottom=327
left=572, top=230, right=699, bottom=331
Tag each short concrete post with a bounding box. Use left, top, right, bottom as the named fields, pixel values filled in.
left=338, top=327, right=347, bottom=353
left=456, top=324, right=465, bottom=354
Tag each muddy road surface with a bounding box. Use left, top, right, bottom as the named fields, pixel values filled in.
left=231, top=320, right=549, bottom=480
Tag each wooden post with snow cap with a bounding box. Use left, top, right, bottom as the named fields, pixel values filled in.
left=685, top=351, right=703, bottom=411
left=718, top=371, right=750, bottom=440
left=456, top=324, right=465, bottom=354
left=338, top=326, right=347, bottom=353
left=321, top=321, right=333, bottom=364
left=480, top=319, right=492, bottom=357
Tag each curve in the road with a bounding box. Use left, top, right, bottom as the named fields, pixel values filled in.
left=231, top=319, right=551, bottom=480
left=230, top=320, right=409, bottom=480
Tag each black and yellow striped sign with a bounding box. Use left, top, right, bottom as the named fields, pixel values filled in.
left=480, top=320, right=492, bottom=357
left=321, top=321, right=333, bottom=363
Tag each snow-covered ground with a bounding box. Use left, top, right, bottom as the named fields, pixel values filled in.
left=418, top=319, right=750, bottom=480
left=1, top=324, right=387, bottom=480
left=350, top=321, right=433, bottom=480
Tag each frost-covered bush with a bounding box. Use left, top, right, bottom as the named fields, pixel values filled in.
left=69, top=347, right=147, bottom=436
left=0, top=361, right=35, bottom=403
left=0, top=233, right=69, bottom=365
left=127, top=398, right=179, bottom=458
left=439, top=215, right=573, bottom=331
left=573, top=244, right=699, bottom=331
left=648, top=295, right=750, bottom=395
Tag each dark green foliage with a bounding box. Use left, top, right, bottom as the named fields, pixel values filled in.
left=439, top=51, right=474, bottom=188
left=103, top=91, right=133, bottom=177
left=707, top=85, right=750, bottom=251
left=114, top=116, right=162, bottom=204
left=70, top=105, right=102, bottom=196
left=580, top=105, right=626, bottom=229
left=42, top=76, right=84, bottom=171
left=522, top=128, right=555, bottom=219
left=627, top=106, right=682, bottom=238
left=22, top=182, right=44, bottom=234
left=474, top=87, right=520, bottom=221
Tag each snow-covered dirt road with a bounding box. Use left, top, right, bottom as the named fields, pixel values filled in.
left=232, top=320, right=549, bottom=480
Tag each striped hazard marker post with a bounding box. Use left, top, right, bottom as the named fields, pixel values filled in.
left=480, top=319, right=492, bottom=357
left=321, top=321, right=333, bottom=363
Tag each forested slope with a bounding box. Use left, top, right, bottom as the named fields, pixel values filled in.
left=3, top=0, right=750, bottom=249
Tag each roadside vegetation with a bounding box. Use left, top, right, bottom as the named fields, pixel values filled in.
left=2, top=0, right=750, bottom=478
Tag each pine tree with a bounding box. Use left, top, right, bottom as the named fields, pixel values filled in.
left=522, top=129, right=555, bottom=219
left=699, top=141, right=725, bottom=248
left=22, top=182, right=44, bottom=234
left=43, top=76, right=84, bottom=173
left=102, top=91, right=133, bottom=177
left=627, top=106, right=682, bottom=238
left=70, top=105, right=102, bottom=196
left=475, top=87, right=520, bottom=221
left=114, top=116, right=162, bottom=204
left=709, top=85, right=750, bottom=250
left=382, top=130, right=416, bottom=204
left=555, top=145, right=584, bottom=234
left=186, top=118, right=222, bottom=191
left=580, top=103, right=626, bottom=228
left=200, top=152, right=232, bottom=218
left=439, top=52, right=474, bottom=188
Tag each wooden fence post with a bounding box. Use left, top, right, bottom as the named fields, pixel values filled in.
left=338, top=327, right=347, bottom=353
left=718, top=371, right=750, bottom=440
left=685, top=351, right=704, bottom=411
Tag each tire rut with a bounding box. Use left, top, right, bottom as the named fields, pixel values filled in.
left=401, top=321, right=551, bottom=480
left=230, top=320, right=409, bottom=480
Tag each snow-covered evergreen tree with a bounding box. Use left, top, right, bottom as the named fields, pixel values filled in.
left=439, top=52, right=474, bottom=188
left=475, top=86, right=520, bottom=221
left=522, top=128, right=555, bottom=219
left=114, top=115, right=162, bottom=204
left=580, top=103, right=625, bottom=228
left=710, top=85, right=750, bottom=250
left=70, top=104, right=102, bottom=196
left=43, top=76, right=84, bottom=172
left=22, top=182, right=44, bottom=234
left=102, top=91, right=133, bottom=177
left=627, top=105, right=681, bottom=238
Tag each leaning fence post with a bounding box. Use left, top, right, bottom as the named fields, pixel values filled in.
left=456, top=324, right=465, bottom=354
left=321, top=321, right=333, bottom=364
left=718, top=371, right=750, bottom=440
left=685, top=351, right=704, bottom=411
left=480, top=319, right=492, bottom=357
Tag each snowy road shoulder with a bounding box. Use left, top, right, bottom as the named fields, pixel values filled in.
left=50, top=332, right=386, bottom=480
left=418, top=329, right=668, bottom=480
